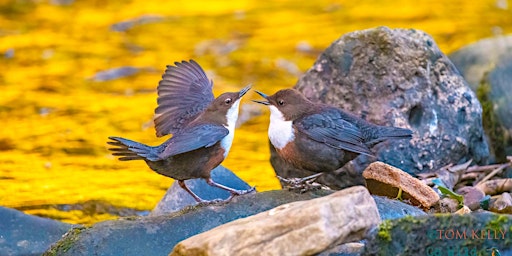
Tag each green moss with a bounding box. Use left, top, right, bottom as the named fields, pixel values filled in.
left=378, top=219, right=394, bottom=242
left=42, top=227, right=86, bottom=256
left=486, top=214, right=509, bottom=231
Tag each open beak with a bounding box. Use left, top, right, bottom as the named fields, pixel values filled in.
left=239, top=85, right=251, bottom=97
left=252, top=90, right=270, bottom=105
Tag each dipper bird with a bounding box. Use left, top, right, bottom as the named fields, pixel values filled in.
left=108, top=60, right=254, bottom=203
left=254, top=88, right=412, bottom=185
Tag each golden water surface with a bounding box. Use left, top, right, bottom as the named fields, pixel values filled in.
left=0, top=0, right=511, bottom=224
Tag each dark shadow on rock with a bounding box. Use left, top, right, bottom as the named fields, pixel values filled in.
left=0, top=206, right=76, bottom=256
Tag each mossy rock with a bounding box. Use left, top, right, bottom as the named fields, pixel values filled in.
left=363, top=212, right=512, bottom=255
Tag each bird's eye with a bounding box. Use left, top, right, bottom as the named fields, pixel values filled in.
left=278, top=100, right=284, bottom=106
left=224, top=98, right=232, bottom=104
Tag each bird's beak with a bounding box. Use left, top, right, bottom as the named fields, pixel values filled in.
left=239, top=85, right=251, bottom=97
left=252, top=90, right=270, bottom=105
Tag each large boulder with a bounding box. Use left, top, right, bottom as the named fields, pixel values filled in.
left=0, top=206, right=75, bottom=256
left=272, top=27, right=489, bottom=189
left=44, top=190, right=425, bottom=256
left=449, top=35, right=512, bottom=162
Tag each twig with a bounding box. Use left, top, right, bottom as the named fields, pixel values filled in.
left=474, top=163, right=511, bottom=186
left=466, top=164, right=506, bottom=173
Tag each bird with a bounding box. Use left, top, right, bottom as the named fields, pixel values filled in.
left=253, top=88, right=413, bottom=188
left=108, top=60, right=254, bottom=203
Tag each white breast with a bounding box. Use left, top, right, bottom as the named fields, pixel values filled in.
left=220, top=99, right=241, bottom=158
left=268, top=105, right=294, bottom=149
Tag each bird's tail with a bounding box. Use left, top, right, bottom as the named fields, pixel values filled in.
left=365, top=126, right=413, bottom=146
left=107, top=136, right=158, bottom=161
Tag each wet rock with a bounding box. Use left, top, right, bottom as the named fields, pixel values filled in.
left=449, top=36, right=512, bottom=162
left=363, top=161, right=439, bottom=209
left=45, top=189, right=424, bottom=256
left=362, top=212, right=512, bottom=256
left=276, top=27, right=488, bottom=187
left=150, top=165, right=255, bottom=216
left=489, top=192, right=512, bottom=214
left=456, top=186, right=485, bottom=211
left=170, top=186, right=380, bottom=256
left=0, top=206, right=75, bottom=256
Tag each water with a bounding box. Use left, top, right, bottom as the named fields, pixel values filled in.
left=0, top=0, right=510, bottom=224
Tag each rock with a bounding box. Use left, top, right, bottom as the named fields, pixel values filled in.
left=432, top=198, right=462, bottom=213
left=170, top=186, right=380, bottom=256
left=372, top=196, right=426, bottom=220
left=362, top=212, right=512, bottom=256
left=454, top=205, right=471, bottom=215
left=489, top=192, right=512, bottom=214
left=0, top=206, right=75, bottom=256
left=274, top=27, right=488, bottom=187
left=316, top=242, right=364, bottom=256
left=449, top=36, right=512, bottom=162
left=363, top=161, right=439, bottom=209
left=150, top=165, right=255, bottom=216
left=456, top=186, right=485, bottom=211
left=45, top=189, right=424, bottom=256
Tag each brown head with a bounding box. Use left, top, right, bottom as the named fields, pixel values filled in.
left=200, top=85, right=251, bottom=126
left=253, top=88, right=313, bottom=121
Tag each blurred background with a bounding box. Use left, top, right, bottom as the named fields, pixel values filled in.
left=0, top=0, right=510, bottom=224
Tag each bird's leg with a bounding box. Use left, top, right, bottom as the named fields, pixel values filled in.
left=394, top=187, right=403, bottom=201
left=178, top=180, right=206, bottom=203
left=206, top=178, right=256, bottom=200
left=277, top=172, right=328, bottom=193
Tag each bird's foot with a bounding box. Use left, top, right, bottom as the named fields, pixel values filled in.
left=277, top=173, right=329, bottom=193
left=226, top=186, right=257, bottom=201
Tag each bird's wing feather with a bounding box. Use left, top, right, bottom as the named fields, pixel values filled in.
left=159, top=124, right=228, bottom=158
left=296, top=109, right=372, bottom=155
left=154, top=60, right=215, bottom=137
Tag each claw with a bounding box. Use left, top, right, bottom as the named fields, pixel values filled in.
left=277, top=173, right=330, bottom=193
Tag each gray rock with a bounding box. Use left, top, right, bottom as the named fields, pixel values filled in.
left=449, top=36, right=512, bottom=162
left=272, top=27, right=488, bottom=189
left=0, top=206, right=75, bottom=256
left=170, top=186, right=380, bottom=256
left=45, top=190, right=425, bottom=256
left=362, top=212, right=512, bottom=256
left=150, top=165, right=254, bottom=216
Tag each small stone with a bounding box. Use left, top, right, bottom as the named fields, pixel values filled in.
left=363, top=161, right=440, bottom=209
left=432, top=198, right=461, bottom=213
left=490, top=192, right=512, bottom=214
left=454, top=205, right=471, bottom=215
left=455, top=186, right=485, bottom=210
left=170, top=186, right=380, bottom=256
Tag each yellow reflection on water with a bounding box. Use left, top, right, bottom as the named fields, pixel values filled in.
left=0, top=0, right=510, bottom=224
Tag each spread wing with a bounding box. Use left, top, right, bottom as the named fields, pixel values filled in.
left=295, top=109, right=372, bottom=156
left=154, top=60, right=215, bottom=137
left=159, top=124, right=228, bottom=158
